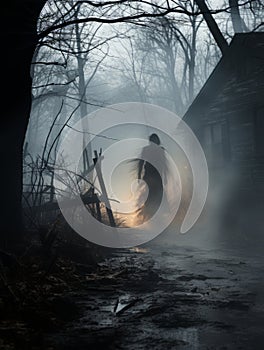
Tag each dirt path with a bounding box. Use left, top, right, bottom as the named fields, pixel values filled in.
left=38, top=242, right=264, bottom=350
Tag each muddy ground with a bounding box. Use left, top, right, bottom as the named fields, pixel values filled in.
left=1, top=225, right=263, bottom=350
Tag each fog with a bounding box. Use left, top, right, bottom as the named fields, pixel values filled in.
left=23, top=0, right=264, bottom=251
left=1, top=1, right=264, bottom=349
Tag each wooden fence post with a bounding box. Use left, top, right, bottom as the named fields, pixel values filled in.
left=93, top=150, right=116, bottom=227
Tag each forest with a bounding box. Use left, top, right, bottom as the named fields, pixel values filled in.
left=0, top=1, right=264, bottom=349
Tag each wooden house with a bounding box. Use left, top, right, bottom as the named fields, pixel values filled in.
left=184, top=33, right=264, bottom=192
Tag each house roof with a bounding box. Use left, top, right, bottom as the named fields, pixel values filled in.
left=184, top=32, right=264, bottom=127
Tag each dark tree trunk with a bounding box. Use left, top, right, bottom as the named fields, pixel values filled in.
left=229, top=0, right=243, bottom=33
left=0, top=1, right=46, bottom=249
left=74, top=19, right=92, bottom=172
left=189, top=18, right=197, bottom=103
left=229, top=0, right=249, bottom=33
left=195, top=0, right=228, bottom=55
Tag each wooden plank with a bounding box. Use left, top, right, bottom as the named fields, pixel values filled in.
left=93, top=150, right=116, bottom=227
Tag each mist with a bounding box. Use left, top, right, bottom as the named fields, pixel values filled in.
left=1, top=1, right=264, bottom=349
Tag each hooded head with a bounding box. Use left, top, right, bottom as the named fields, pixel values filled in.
left=149, top=133, right=160, bottom=145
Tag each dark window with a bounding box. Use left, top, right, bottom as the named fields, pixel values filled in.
left=203, top=122, right=229, bottom=166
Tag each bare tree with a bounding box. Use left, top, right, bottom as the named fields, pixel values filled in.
left=195, top=0, right=229, bottom=54
left=229, top=0, right=249, bottom=33
left=114, top=2, right=204, bottom=114
left=2, top=0, right=262, bottom=246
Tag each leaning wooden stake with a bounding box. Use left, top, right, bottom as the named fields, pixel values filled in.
left=93, top=149, right=116, bottom=227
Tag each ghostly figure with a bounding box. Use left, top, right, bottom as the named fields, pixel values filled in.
left=136, top=133, right=168, bottom=222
